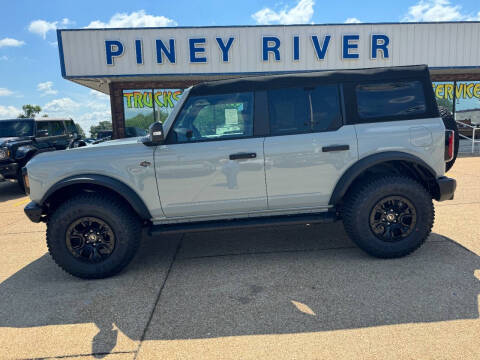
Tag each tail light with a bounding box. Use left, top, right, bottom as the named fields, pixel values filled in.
left=444, top=130, right=454, bottom=162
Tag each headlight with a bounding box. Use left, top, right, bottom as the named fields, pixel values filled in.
left=0, top=148, right=10, bottom=160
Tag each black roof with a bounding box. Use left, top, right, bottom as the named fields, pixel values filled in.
left=190, top=65, right=431, bottom=95
left=0, top=118, right=34, bottom=122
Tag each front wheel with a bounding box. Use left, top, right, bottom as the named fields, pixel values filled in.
left=342, top=176, right=434, bottom=258
left=46, top=194, right=142, bottom=279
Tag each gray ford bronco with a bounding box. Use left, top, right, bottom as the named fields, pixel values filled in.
left=23, top=65, right=457, bottom=279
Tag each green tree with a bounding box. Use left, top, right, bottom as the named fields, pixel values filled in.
left=74, top=122, right=86, bottom=138
left=90, top=121, right=112, bottom=138
left=18, top=104, right=42, bottom=118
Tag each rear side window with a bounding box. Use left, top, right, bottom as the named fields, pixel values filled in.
left=268, top=88, right=309, bottom=135
left=49, top=121, right=65, bottom=136
left=310, top=85, right=342, bottom=132
left=356, top=81, right=426, bottom=120
left=268, top=85, right=342, bottom=135
left=65, top=120, right=77, bottom=134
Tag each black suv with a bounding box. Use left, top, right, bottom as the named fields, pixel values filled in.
left=0, top=118, right=85, bottom=191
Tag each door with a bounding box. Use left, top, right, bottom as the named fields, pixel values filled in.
left=34, top=121, right=55, bottom=151
left=48, top=121, right=69, bottom=149
left=154, top=91, right=267, bottom=218
left=264, top=85, right=358, bottom=210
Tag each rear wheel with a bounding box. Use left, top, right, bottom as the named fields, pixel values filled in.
left=46, top=193, right=142, bottom=279
left=343, top=176, right=434, bottom=258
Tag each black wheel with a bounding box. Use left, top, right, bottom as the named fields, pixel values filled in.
left=438, top=106, right=459, bottom=172
left=46, top=194, right=142, bottom=279
left=343, top=176, right=434, bottom=258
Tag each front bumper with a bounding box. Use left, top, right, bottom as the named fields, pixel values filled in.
left=24, top=201, right=44, bottom=223
left=435, top=176, right=457, bottom=202
left=0, top=162, right=18, bottom=181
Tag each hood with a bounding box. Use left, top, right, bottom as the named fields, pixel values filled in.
left=0, top=137, right=23, bottom=147
left=89, top=137, right=143, bottom=148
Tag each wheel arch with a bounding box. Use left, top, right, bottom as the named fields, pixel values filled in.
left=40, top=174, right=152, bottom=221
left=330, top=151, right=439, bottom=206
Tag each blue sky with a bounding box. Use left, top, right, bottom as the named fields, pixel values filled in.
left=1, top=0, right=480, bottom=135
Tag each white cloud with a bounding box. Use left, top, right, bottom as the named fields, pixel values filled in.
left=61, top=18, right=74, bottom=26
left=76, top=110, right=112, bottom=137
left=86, top=10, right=177, bottom=28
left=37, top=81, right=58, bottom=96
left=28, top=20, right=57, bottom=39
left=28, top=18, right=73, bottom=39
left=43, top=97, right=80, bottom=114
left=403, top=0, right=480, bottom=21
left=252, top=0, right=314, bottom=25
left=0, top=38, right=25, bottom=48
left=345, top=17, right=361, bottom=23
left=89, top=89, right=109, bottom=99
left=0, top=105, right=21, bottom=118
left=0, top=88, right=14, bottom=96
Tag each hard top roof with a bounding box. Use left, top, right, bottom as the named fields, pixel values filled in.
left=34, top=117, right=73, bottom=122
left=0, top=118, right=34, bottom=121
left=190, top=65, right=431, bottom=95
left=0, top=118, right=72, bottom=122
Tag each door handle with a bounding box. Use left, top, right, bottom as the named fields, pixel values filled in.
left=322, top=145, right=350, bottom=152
left=229, top=152, right=257, bottom=160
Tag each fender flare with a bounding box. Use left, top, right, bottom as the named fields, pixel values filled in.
left=329, top=151, right=438, bottom=206
left=40, top=174, right=152, bottom=220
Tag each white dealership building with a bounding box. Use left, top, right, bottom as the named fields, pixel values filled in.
left=57, top=21, right=480, bottom=137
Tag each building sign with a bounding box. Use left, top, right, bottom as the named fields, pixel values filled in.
left=123, top=89, right=183, bottom=109
left=433, top=82, right=480, bottom=100
left=58, top=22, right=480, bottom=79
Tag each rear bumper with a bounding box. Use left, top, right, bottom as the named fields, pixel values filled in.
left=435, top=176, right=457, bottom=202
left=0, top=162, right=18, bottom=181
left=24, top=201, right=44, bottom=223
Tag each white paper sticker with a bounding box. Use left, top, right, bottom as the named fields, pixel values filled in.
left=225, top=108, right=238, bottom=125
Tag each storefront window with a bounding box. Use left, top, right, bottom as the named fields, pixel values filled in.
left=123, top=88, right=184, bottom=135
left=454, top=81, right=480, bottom=125
left=432, top=82, right=454, bottom=113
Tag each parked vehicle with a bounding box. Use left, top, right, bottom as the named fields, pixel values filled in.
left=23, top=65, right=457, bottom=278
left=92, top=127, right=147, bottom=144
left=0, top=118, right=85, bottom=191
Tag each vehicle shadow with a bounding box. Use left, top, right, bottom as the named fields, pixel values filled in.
left=0, top=180, right=26, bottom=202
left=0, top=227, right=478, bottom=358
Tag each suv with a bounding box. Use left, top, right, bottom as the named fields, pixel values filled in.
left=0, top=118, right=84, bottom=191
left=23, top=65, right=456, bottom=279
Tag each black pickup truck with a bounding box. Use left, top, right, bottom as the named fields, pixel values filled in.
left=0, top=118, right=85, bottom=191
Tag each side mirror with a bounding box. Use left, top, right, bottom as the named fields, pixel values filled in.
left=148, top=122, right=164, bottom=144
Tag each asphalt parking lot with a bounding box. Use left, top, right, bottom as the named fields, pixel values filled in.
left=0, top=158, right=479, bottom=360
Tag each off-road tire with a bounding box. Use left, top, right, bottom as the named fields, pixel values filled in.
left=438, top=106, right=459, bottom=172
left=343, top=176, right=434, bottom=258
left=46, top=193, right=142, bottom=279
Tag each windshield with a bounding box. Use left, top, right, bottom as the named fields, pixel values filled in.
left=163, top=87, right=192, bottom=135
left=0, top=120, right=34, bottom=138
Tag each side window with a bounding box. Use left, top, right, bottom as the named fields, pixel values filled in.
left=36, top=121, right=49, bottom=136
left=268, top=88, right=309, bottom=135
left=49, top=121, right=66, bottom=136
left=310, top=85, right=342, bottom=131
left=171, top=92, right=253, bottom=143
left=356, top=81, right=427, bottom=120
left=65, top=120, right=77, bottom=134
